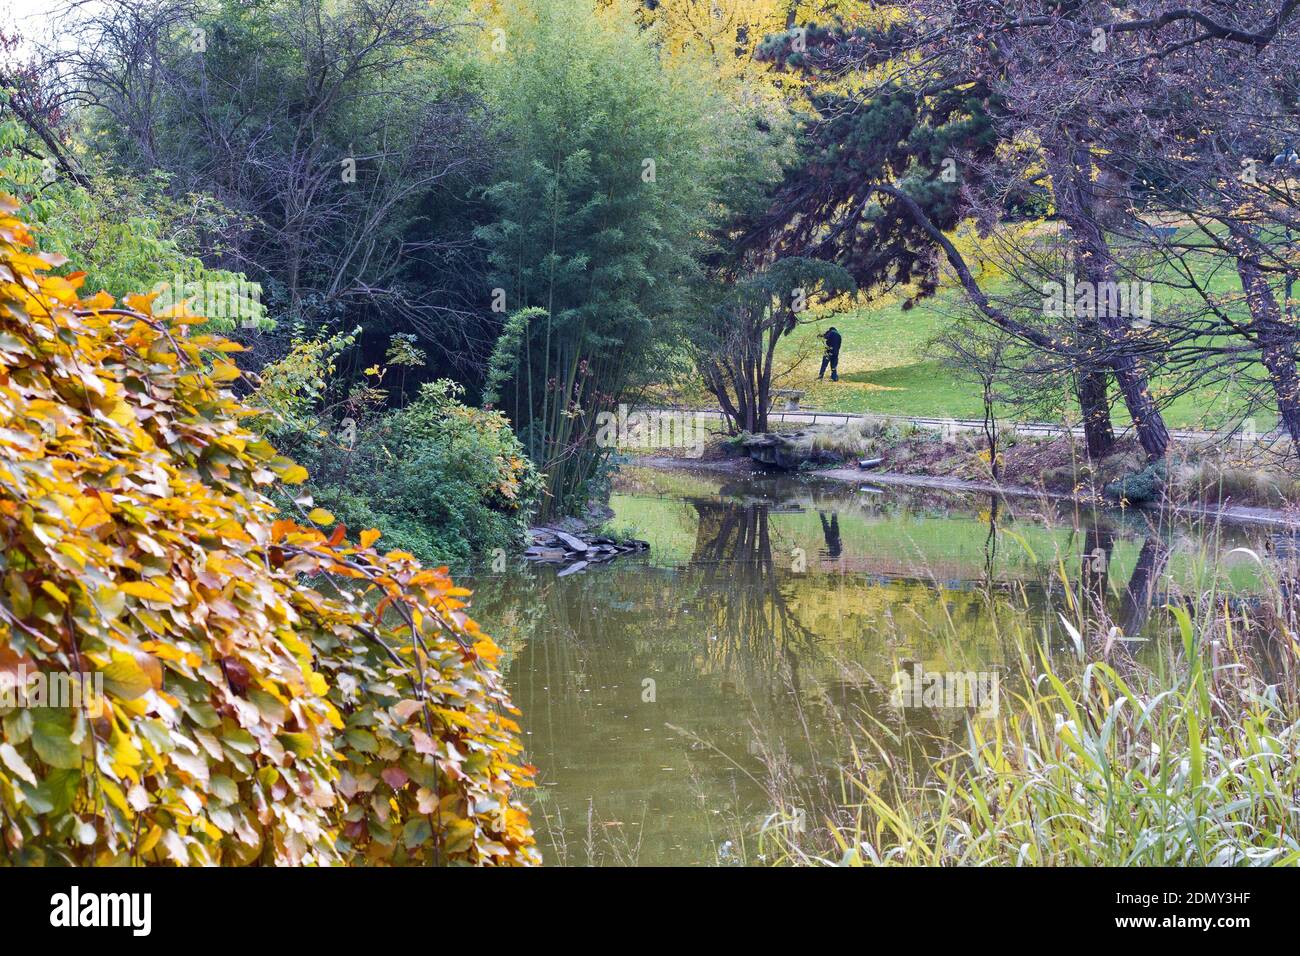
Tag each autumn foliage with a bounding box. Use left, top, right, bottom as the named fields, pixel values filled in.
left=0, top=196, right=538, bottom=864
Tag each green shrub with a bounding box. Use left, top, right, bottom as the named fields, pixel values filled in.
left=0, top=111, right=267, bottom=331
left=316, top=383, right=543, bottom=567
left=255, top=339, right=543, bottom=568
left=1104, top=459, right=1168, bottom=503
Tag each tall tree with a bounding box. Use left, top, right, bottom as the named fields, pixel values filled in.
left=743, top=3, right=1300, bottom=460
left=696, top=257, right=855, bottom=433
left=477, top=0, right=747, bottom=515
left=53, top=0, right=495, bottom=367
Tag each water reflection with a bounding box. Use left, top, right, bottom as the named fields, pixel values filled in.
left=466, top=469, right=1274, bottom=865
left=1072, top=520, right=1172, bottom=650
left=819, top=511, right=842, bottom=561
left=687, top=495, right=819, bottom=680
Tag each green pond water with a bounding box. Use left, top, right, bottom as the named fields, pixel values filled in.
left=465, top=465, right=1286, bottom=866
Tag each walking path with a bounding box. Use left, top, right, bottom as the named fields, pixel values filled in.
left=636, top=406, right=1283, bottom=449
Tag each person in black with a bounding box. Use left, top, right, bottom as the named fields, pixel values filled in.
left=818, top=326, right=842, bottom=381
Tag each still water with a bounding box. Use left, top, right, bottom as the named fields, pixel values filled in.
left=466, top=465, right=1278, bottom=866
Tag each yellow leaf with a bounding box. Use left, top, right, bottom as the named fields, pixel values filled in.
left=124, top=291, right=158, bottom=314
left=139, top=825, right=163, bottom=855
left=307, top=508, right=335, bottom=526
left=118, top=580, right=173, bottom=602
left=40, top=581, right=69, bottom=605
left=209, top=361, right=241, bottom=382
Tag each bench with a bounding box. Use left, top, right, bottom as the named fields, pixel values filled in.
left=771, top=388, right=806, bottom=411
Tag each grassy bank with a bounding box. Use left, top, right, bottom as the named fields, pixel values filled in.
left=649, top=225, right=1268, bottom=433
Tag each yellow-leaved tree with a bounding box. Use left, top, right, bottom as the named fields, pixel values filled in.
left=0, top=196, right=538, bottom=865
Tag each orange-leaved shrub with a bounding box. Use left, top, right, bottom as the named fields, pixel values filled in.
left=0, top=195, right=538, bottom=865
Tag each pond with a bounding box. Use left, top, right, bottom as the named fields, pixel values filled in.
left=465, top=464, right=1284, bottom=866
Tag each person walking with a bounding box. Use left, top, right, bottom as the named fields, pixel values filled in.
left=818, top=326, right=842, bottom=381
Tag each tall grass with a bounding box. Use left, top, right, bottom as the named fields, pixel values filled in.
left=756, top=545, right=1300, bottom=866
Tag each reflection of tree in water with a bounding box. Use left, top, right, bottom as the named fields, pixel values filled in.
left=687, top=497, right=823, bottom=685
left=687, top=497, right=868, bottom=827
left=686, top=496, right=967, bottom=836
left=982, top=497, right=999, bottom=585
left=466, top=525, right=871, bottom=863
left=1118, top=535, right=1170, bottom=638
left=1080, top=524, right=1116, bottom=619
left=1066, top=517, right=1172, bottom=666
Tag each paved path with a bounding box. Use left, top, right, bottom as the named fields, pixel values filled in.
left=636, top=406, right=1284, bottom=448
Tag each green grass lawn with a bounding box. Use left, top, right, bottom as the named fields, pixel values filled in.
left=776, top=250, right=1272, bottom=431
left=782, top=291, right=986, bottom=418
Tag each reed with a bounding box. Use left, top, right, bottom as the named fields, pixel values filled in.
left=758, top=555, right=1300, bottom=866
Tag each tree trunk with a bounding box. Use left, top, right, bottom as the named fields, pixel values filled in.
left=1260, top=342, right=1300, bottom=445
left=1109, top=351, right=1170, bottom=459
left=1230, top=226, right=1300, bottom=446
left=1048, top=142, right=1169, bottom=459
left=1076, top=366, right=1116, bottom=460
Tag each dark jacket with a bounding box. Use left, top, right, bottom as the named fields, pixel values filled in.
left=823, top=329, right=842, bottom=354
